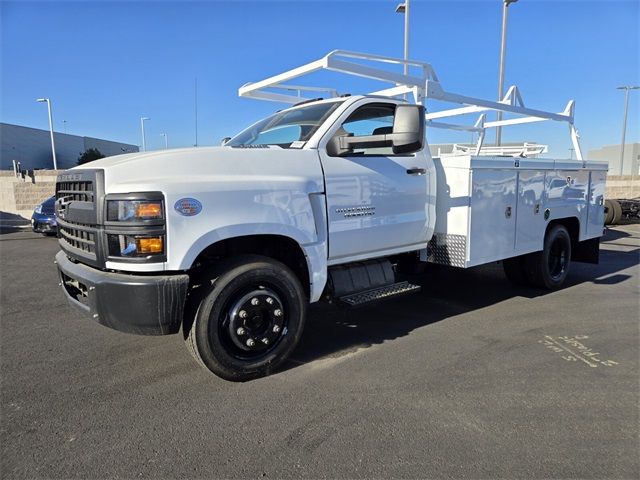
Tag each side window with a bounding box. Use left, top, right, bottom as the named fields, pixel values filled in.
left=337, top=103, right=396, bottom=156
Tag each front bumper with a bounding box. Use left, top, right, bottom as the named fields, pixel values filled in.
left=31, top=213, right=57, bottom=233
left=56, top=250, right=189, bottom=335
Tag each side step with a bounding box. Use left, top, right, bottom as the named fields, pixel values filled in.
left=339, top=281, right=421, bottom=307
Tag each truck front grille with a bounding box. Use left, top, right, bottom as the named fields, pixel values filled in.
left=56, top=180, right=94, bottom=202
left=58, top=221, right=97, bottom=257
left=55, top=170, right=102, bottom=267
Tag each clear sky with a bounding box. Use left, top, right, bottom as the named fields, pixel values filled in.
left=1, top=0, right=638, bottom=156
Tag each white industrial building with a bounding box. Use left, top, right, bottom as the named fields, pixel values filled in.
left=588, top=143, right=640, bottom=176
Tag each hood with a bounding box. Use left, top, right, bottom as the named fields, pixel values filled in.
left=68, top=146, right=324, bottom=195
left=73, top=146, right=222, bottom=170
left=72, top=145, right=291, bottom=170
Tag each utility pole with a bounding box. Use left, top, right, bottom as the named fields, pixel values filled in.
left=396, top=1, right=410, bottom=100
left=140, top=117, right=150, bottom=151
left=195, top=78, right=199, bottom=147
left=36, top=98, right=57, bottom=170
left=160, top=133, right=168, bottom=149
left=616, top=86, right=639, bottom=175
left=496, top=0, right=518, bottom=146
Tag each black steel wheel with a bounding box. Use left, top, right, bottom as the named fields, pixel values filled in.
left=185, top=255, right=306, bottom=381
left=524, top=224, right=572, bottom=290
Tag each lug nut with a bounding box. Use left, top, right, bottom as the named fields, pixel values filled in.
left=236, top=327, right=246, bottom=336
left=251, top=297, right=260, bottom=306
left=266, top=297, right=274, bottom=305
left=261, top=338, right=270, bottom=345
left=239, top=310, right=247, bottom=319
left=246, top=338, right=255, bottom=347
left=272, top=325, right=281, bottom=333
left=274, top=309, right=282, bottom=317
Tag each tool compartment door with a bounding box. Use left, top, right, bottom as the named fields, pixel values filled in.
left=468, top=167, right=517, bottom=265
left=587, top=168, right=606, bottom=238
left=515, top=161, right=547, bottom=253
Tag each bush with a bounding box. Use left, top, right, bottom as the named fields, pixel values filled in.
left=77, top=148, right=105, bottom=165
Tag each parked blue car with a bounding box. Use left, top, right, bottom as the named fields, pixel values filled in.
left=31, top=196, right=57, bottom=235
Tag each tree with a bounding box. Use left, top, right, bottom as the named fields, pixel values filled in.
left=77, top=148, right=105, bottom=165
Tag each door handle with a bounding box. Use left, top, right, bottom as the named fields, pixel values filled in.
left=406, top=168, right=426, bottom=175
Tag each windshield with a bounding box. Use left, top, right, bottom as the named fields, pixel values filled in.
left=226, top=100, right=344, bottom=148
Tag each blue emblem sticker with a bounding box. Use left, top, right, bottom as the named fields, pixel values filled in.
left=174, top=198, right=202, bottom=216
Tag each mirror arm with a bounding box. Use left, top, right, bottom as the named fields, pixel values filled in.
left=339, top=134, right=390, bottom=150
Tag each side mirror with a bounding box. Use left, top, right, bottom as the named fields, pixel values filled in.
left=391, top=104, right=425, bottom=154
left=221, top=137, right=232, bottom=146
left=326, top=104, right=425, bottom=157
left=327, top=133, right=358, bottom=157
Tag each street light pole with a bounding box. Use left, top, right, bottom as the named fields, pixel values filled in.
left=160, top=133, right=168, bottom=149
left=396, top=1, right=410, bottom=98
left=140, top=117, right=150, bottom=151
left=616, top=86, right=639, bottom=175
left=496, top=0, right=518, bottom=146
left=36, top=98, right=57, bottom=170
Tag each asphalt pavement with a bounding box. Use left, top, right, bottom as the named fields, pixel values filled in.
left=1, top=225, right=638, bottom=479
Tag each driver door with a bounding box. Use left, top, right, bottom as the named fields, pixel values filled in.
left=318, top=101, right=429, bottom=263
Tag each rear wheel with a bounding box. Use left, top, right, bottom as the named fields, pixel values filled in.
left=610, top=200, right=623, bottom=225
left=524, top=225, right=572, bottom=290
left=604, top=199, right=615, bottom=225
left=185, top=255, right=306, bottom=381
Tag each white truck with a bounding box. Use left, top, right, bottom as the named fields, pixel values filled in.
left=55, top=51, right=607, bottom=381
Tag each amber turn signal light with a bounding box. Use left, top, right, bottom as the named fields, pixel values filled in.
left=135, top=202, right=162, bottom=219
left=136, top=236, right=163, bottom=254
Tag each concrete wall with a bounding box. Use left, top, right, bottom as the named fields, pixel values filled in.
left=0, top=123, right=139, bottom=171
left=588, top=143, right=640, bottom=176
left=606, top=175, right=640, bottom=200
left=0, top=170, right=57, bottom=222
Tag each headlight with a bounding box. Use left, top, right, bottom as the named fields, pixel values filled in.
left=107, top=200, right=163, bottom=222
left=34, top=204, right=43, bottom=214
left=104, top=193, right=166, bottom=261
left=107, top=234, right=164, bottom=257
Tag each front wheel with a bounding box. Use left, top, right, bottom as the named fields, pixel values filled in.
left=185, top=255, right=307, bottom=381
left=524, top=225, right=572, bottom=290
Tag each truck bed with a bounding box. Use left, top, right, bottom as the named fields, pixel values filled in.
left=428, top=155, right=608, bottom=268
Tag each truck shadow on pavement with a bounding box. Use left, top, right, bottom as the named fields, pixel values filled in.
left=284, top=228, right=639, bottom=371
left=0, top=211, right=29, bottom=235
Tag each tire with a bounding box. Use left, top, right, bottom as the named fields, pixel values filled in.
left=610, top=200, right=623, bottom=225
left=604, top=199, right=615, bottom=225
left=524, top=224, right=572, bottom=290
left=503, top=255, right=528, bottom=286
left=184, top=255, right=306, bottom=381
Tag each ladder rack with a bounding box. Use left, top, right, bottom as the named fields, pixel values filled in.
left=238, top=50, right=584, bottom=160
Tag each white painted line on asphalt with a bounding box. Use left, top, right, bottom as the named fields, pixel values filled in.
left=543, top=336, right=599, bottom=367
